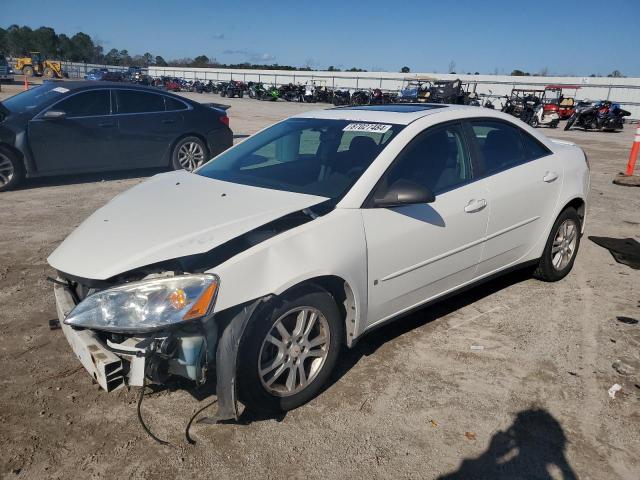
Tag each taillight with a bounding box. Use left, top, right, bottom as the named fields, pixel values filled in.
left=219, top=115, right=229, bottom=127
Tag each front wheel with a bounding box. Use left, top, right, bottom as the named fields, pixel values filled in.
left=0, top=148, right=25, bottom=192
left=171, top=136, right=208, bottom=171
left=237, top=286, right=344, bottom=414
left=533, top=208, right=581, bottom=282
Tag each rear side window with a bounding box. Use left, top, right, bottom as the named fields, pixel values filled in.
left=115, top=90, right=165, bottom=114
left=54, top=90, right=110, bottom=118
left=468, top=120, right=551, bottom=175
left=164, top=96, right=188, bottom=111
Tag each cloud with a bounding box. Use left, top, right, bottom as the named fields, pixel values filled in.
left=211, top=33, right=225, bottom=40
left=222, top=49, right=275, bottom=63
left=223, top=49, right=249, bottom=55
left=249, top=53, right=276, bottom=63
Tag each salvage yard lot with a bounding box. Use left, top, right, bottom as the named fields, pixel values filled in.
left=1, top=82, right=639, bottom=479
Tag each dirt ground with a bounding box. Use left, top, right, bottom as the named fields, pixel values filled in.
left=0, top=80, right=639, bottom=480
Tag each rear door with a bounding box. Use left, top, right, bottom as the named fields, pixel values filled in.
left=28, top=89, right=116, bottom=173
left=113, top=89, right=186, bottom=167
left=465, top=119, right=563, bottom=276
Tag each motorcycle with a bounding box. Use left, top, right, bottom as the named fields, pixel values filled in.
left=332, top=89, right=351, bottom=106
left=351, top=89, right=371, bottom=106
left=564, top=100, right=630, bottom=131
left=280, top=83, right=303, bottom=102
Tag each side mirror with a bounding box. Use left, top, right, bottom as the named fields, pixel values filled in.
left=373, top=180, right=435, bottom=208
left=43, top=110, right=66, bottom=120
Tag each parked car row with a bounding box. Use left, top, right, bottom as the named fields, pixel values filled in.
left=0, top=82, right=233, bottom=192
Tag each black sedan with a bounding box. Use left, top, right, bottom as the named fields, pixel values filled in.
left=0, top=82, right=233, bottom=191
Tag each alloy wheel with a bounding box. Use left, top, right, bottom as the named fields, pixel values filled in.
left=177, top=141, right=205, bottom=171
left=551, top=219, right=578, bottom=271
left=258, top=307, right=330, bottom=397
left=0, top=153, right=15, bottom=188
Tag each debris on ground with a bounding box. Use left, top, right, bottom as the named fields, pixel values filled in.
left=612, top=360, right=636, bottom=376
left=464, top=431, right=477, bottom=441
left=617, top=316, right=639, bottom=325
left=470, top=345, right=484, bottom=351
left=608, top=384, right=622, bottom=399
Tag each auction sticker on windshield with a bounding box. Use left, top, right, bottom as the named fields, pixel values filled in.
left=343, top=123, right=392, bottom=133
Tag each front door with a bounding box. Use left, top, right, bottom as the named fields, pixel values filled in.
left=28, top=89, right=117, bottom=173
left=361, top=122, right=489, bottom=328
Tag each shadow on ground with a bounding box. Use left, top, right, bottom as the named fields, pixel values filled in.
left=438, top=408, right=577, bottom=480
left=18, top=167, right=166, bottom=190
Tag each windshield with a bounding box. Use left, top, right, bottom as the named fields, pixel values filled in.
left=197, top=118, right=404, bottom=199
left=1, top=84, right=67, bottom=114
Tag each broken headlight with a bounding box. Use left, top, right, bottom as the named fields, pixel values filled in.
left=64, top=274, right=219, bottom=333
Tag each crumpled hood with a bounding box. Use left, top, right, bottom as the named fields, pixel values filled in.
left=48, top=171, right=327, bottom=280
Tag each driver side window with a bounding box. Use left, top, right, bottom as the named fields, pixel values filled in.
left=383, top=122, right=473, bottom=196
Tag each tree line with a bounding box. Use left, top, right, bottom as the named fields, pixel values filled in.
left=0, top=24, right=371, bottom=71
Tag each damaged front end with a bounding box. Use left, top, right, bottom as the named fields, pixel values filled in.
left=53, top=271, right=256, bottom=421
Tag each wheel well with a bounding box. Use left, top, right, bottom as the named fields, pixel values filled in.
left=281, top=276, right=357, bottom=346
left=563, top=198, right=585, bottom=225
left=0, top=143, right=24, bottom=165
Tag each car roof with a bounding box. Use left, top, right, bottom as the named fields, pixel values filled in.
left=292, top=103, right=484, bottom=125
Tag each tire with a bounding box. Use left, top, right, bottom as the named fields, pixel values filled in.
left=237, top=286, right=344, bottom=414
left=43, top=67, right=54, bottom=79
left=564, top=116, right=575, bottom=131
left=220, top=90, right=227, bottom=97
left=238, top=91, right=244, bottom=98
left=533, top=207, right=582, bottom=282
left=171, top=136, right=208, bottom=171
left=22, top=66, right=34, bottom=77
left=530, top=116, right=539, bottom=128
left=0, top=148, right=25, bottom=192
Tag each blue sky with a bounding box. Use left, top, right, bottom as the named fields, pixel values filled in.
left=3, top=0, right=639, bottom=76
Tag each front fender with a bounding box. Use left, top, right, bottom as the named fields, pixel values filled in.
left=211, top=209, right=368, bottom=343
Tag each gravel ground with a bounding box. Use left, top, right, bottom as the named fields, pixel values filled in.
left=0, top=80, right=639, bottom=480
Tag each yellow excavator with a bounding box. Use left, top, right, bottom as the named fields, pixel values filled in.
left=15, top=52, right=66, bottom=79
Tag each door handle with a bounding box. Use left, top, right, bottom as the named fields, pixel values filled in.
left=161, top=119, right=176, bottom=124
left=464, top=199, right=487, bottom=213
left=98, top=122, right=116, bottom=128
left=543, top=171, right=559, bottom=183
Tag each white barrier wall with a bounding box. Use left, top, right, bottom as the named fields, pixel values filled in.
left=147, top=66, right=640, bottom=119
left=52, top=60, right=640, bottom=119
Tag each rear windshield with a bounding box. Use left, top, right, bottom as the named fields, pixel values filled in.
left=197, top=118, right=404, bottom=199
left=1, top=84, right=67, bottom=114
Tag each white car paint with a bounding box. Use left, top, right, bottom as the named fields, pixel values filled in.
left=48, top=170, right=327, bottom=280
left=49, top=105, right=589, bottom=348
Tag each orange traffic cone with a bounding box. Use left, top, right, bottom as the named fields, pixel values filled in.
left=625, top=124, right=639, bottom=175
left=23, top=74, right=28, bottom=91
left=613, top=123, right=640, bottom=186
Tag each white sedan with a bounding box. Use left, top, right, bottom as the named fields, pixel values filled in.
left=48, top=104, right=589, bottom=420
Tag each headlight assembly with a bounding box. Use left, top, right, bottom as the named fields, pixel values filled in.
left=64, top=274, right=219, bottom=333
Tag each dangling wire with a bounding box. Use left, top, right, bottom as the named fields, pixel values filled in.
left=137, top=376, right=170, bottom=446
left=185, top=399, right=218, bottom=445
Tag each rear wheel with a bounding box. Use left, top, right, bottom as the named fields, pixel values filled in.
left=237, top=286, right=343, bottom=414
left=43, top=67, right=54, bottom=79
left=0, top=148, right=25, bottom=192
left=171, top=136, right=208, bottom=171
left=533, top=208, right=581, bottom=282
left=22, top=66, right=34, bottom=77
